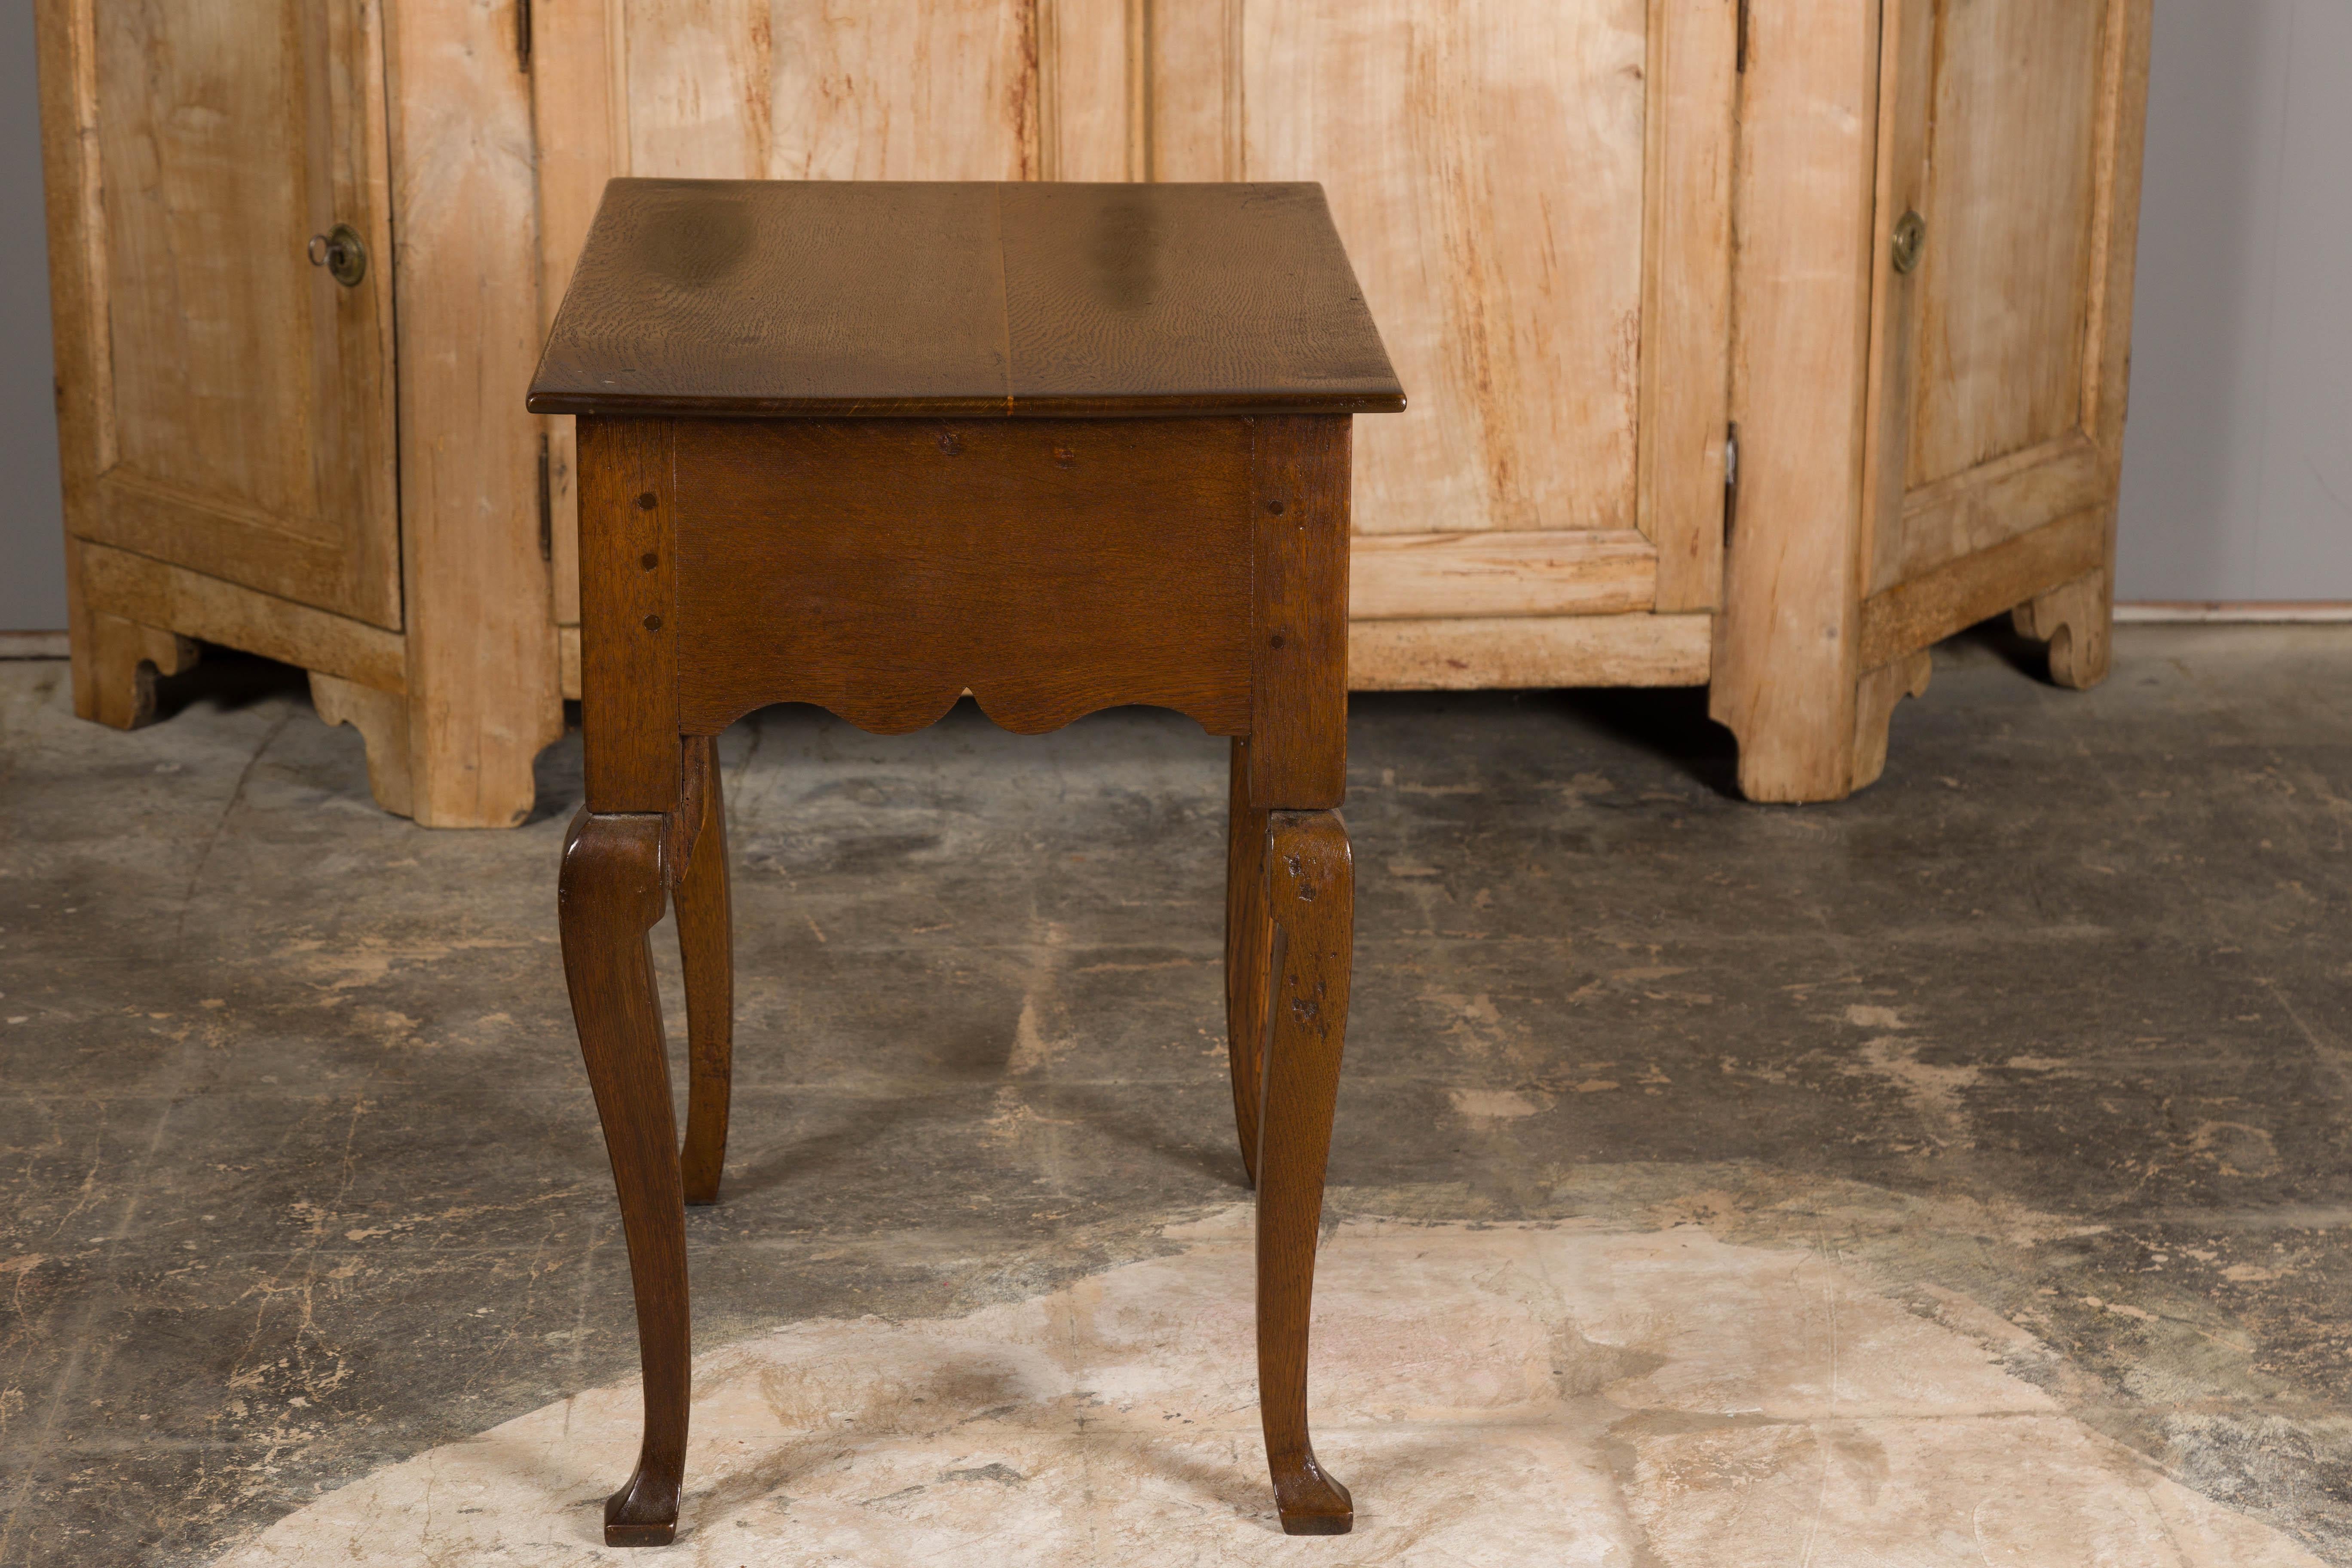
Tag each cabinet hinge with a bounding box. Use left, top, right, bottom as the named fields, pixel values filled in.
left=1736, top=0, right=1750, bottom=73
left=517, top=0, right=533, bottom=72
left=1722, top=423, right=1741, bottom=545
left=536, top=433, right=553, bottom=562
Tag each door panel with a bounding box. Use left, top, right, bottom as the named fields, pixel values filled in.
left=624, top=1, right=1044, bottom=182
left=1907, top=0, right=2104, bottom=491
left=1197, top=0, right=1651, bottom=540
left=1866, top=0, right=2134, bottom=594
left=54, top=0, right=400, bottom=628
left=565, top=1, right=1736, bottom=631
left=1151, top=0, right=1736, bottom=612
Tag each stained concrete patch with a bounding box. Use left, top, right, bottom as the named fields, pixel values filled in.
left=217, top=1213, right=2315, bottom=1567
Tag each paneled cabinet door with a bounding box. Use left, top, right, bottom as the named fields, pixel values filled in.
left=39, top=0, right=401, bottom=629
left=1862, top=0, right=2147, bottom=601
left=532, top=0, right=1740, bottom=650
left=1152, top=0, right=1740, bottom=625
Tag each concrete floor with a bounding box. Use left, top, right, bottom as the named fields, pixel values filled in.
left=0, top=624, right=2347, bottom=1565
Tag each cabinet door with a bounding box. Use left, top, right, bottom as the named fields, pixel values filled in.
left=552, top=0, right=1735, bottom=649
left=1154, top=0, right=1739, bottom=622
left=40, top=0, right=401, bottom=629
left=1862, top=0, right=2147, bottom=596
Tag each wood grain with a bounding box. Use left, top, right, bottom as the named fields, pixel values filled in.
left=2085, top=0, right=2155, bottom=466
left=49, top=0, right=2161, bottom=810
left=1857, top=506, right=2107, bottom=672
left=1639, top=0, right=1740, bottom=612
left=560, top=625, right=583, bottom=702
left=558, top=810, right=689, bottom=1547
left=1248, top=417, right=1351, bottom=811
left=671, top=736, right=735, bottom=1207
left=1041, top=0, right=1142, bottom=181
left=309, top=671, right=415, bottom=817
left=33, top=0, right=107, bottom=512
left=997, top=183, right=1403, bottom=416
left=530, top=181, right=1403, bottom=420
left=2013, top=566, right=2113, bottom=691
left=1350, top=531, right=1657, bottom=622
left=1198, top=0, right=1650, bottom=543
left=1798, top=0, right=2146, bottom=797
left=672, top=418, right=1255, bottom=738
left=2076, top=0, right=2154, bottom=687
left=626, top=0, right=1041, bottom=183
left=83, top=612, right=198, bottom=731
left=77, top=540, right=408, bottom=694
left=535, top=180, right=1010, bottom=418
left=578, top=419, right=680, bottom=812
left=1860, top=0, right=1938, bottom=597
left=388, top=0, right=563, bottom=826
left=1893, top=434, right=2107, bottom=586
left=1256, top=808, right=1356, bottom=1537
left=1708, top=0, right=1881, bottom=803
left=1859, top=0, right=2147, bottom=599
left=37, top=0, right=402, bottom=627
left=529, top=0, right=623, bottom=631
left=1906, top=0, right=2106, bottom=493
left=1850, top=648, right=1933, bottom=793
left=1146, top=0, right=1241, bottom=181
left=1225, top=737, right=1271, bottom=1189
left=1351, top=612, right=1711, bottom=691
left=60, top=534, right=99, bottom=727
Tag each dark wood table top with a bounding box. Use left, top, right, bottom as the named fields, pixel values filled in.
left=528, top=180, right=1403, bottom=420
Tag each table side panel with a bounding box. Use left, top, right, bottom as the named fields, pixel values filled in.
left=671, top=419, right=1256, bottom=738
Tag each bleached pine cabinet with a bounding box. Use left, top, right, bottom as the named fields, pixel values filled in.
left=37, top=0, right=2150, bottom=822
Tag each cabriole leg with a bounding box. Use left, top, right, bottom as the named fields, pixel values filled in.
left=560, top=809, right=689, bottom=1547
left=674, top=736, right=735, bottom=1206
left=1225, top=738, right=1272, bottom=1188
left=1255, top=808, right=1355, bottom=1536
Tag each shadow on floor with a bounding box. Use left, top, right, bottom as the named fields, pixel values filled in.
left=151, top=643, right=312, bottom=724
left=1544, top=685, right=1742, bottom=799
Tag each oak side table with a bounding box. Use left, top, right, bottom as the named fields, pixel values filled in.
left=529, top=178, right=1404, bottom=1545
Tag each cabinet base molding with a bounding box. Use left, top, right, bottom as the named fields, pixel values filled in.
left=1349, top=530, right=1658, bottom=622
left=2014, top=569, right=2113, bottom=691
left=77, top=541, right=409, bottom=695
left=82, top=613, right=199, bottom=730
left=1851, top=649, right=1934, bottom=794
left=309, top=672, right=416, bottom=818
left=1350, top=614, right=1711, bottom=692
left=1857, top=508, right=2108, bottom=674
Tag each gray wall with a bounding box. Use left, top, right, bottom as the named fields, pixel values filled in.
left=0, top=4, right=2345, bottom=630
left=2, top=0, right=64, bottom=634
left=2116, top=0, right=2352, bottom=602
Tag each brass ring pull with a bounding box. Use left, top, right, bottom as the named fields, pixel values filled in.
left=307, top=223, right=368, bottom=288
